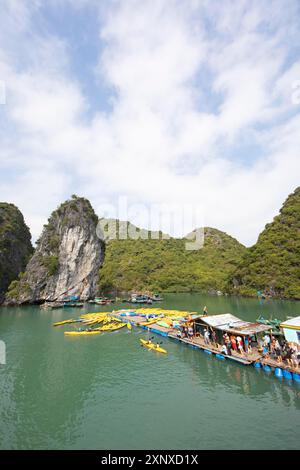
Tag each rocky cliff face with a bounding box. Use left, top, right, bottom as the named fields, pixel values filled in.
left=0, top=203, right=33, bottom=303
left=6, top=196, right=104, bottom=304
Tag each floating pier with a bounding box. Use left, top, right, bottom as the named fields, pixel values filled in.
left=113, top=309, right=300, bottom=382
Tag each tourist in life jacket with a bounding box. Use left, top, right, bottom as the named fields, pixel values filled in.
left=231, top=336, right=237, bottom=352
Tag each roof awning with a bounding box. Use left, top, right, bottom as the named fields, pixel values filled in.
left=280, top=316, right=300, bottom=330
left=194, top=313, right=273, bottom=336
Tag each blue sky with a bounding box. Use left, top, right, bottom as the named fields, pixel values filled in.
left=0, top=0, right=299, bottom=245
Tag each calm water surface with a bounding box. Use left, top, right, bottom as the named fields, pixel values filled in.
left=0, top=294, right=300, bottom=450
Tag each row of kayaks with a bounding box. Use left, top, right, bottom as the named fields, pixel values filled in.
left=57, top=320, right=166, bottom=353
left=63, top=331, right=167, bottom=354
left=53, top=311, right=129, bottom=335
left=64, top=321, right=128, bottom=335
left=53, top=312, right=166, bottom=353
left=134, top=308, right=197, bottom=318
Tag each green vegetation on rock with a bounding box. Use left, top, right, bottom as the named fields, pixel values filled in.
left=0, top=203, right=33, bottom=302
left=42, top=255, right=59, bottom=276
left=230, top=187, right=300, bottom=299
left=99, top=226, right=246, bottom=294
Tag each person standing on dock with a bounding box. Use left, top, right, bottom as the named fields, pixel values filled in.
left=263, top=334, right=271, bottom=351
left=223, top=333, right=231, bottom=355
left=211, top=329, right=218, bottom=347
left=236, top=336, right=244, bottom=356
left=274, top=339, right=282, bottom=363
left=203, top=306, right=208, bottom=315
left=204, top=329, right=210, bottom=344
left=230, top=336, right=237, bottom=352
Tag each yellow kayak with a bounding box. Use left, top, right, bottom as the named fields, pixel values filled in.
left=64, top=330, right=101, bottom=336
left=140, top=339, right=167, bottom=354
left=139, top=319, right=158, bottom=326
left=95, top=322, right=126, bottom=332
left=82, top=319, right=103, bottom=325
left=53, top=319, right=75, bottom=327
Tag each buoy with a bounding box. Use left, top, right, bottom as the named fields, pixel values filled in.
left=216, top=354, right=225, bottom=360
left=254, top=362, right=261, bottom=368
left=275, top=368, right=283, bottom=378
left=263, top=365, right=272, bottom=372
left=292, top=373, right=300, bottom=382
left=204, top=349, right=212, bottom=355
left=283, top=370, right=293, bottom=380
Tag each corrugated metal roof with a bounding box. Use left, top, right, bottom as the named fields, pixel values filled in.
left=280, top=316, right=300, bottom=330
left=195, top=313, right=273, bottom=335
left=218, top=323, right=273, bottom=335
left=196, top=313, right=241, bottom=327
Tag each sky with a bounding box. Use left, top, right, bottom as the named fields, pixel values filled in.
left=0, top=0, right=299, bottom=246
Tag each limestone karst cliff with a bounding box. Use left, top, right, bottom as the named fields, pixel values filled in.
left=6, top=196, right=104, bottom=304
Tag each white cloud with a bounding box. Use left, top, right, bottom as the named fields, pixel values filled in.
left=0, top=0, right=299, bottom=246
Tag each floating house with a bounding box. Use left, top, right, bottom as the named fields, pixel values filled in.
left=193, top=313, right=273, bottom=341
left=280, top=316, right=300, bottom=345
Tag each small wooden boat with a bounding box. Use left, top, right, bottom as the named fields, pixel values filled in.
left=50, top=302, right=65, bottom=309
left=151, top=294, right=163, bottom=301
left=63, top=302, right=84, bottom=308
left=256, top=316, right=283, bottom=336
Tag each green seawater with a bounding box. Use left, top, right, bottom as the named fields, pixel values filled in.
left=0, top=294, right=300, bottom=450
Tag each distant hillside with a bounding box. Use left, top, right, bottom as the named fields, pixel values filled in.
left=0, top=203, right=33, bottom=303
left=230, top=187, right=300, bottom=299
left=99, top=226, right=246, bottom=294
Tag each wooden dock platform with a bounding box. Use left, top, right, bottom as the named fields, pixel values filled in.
left=113, top=311, right=300, bottom=376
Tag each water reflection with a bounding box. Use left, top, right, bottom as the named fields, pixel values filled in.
left=171, top=342, right=300, bottom=410
left=1, top=298, right=300, bottom=450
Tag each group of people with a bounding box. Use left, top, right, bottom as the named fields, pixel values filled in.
left=202, top=328, right=250, bottom=356
left=177, top=324, right=194, bottom=340
left=221, top=333, right=251, bottom=356
left=174, top=311, right=300, bottom=370
left=265, top=336, right=299, bottom=368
